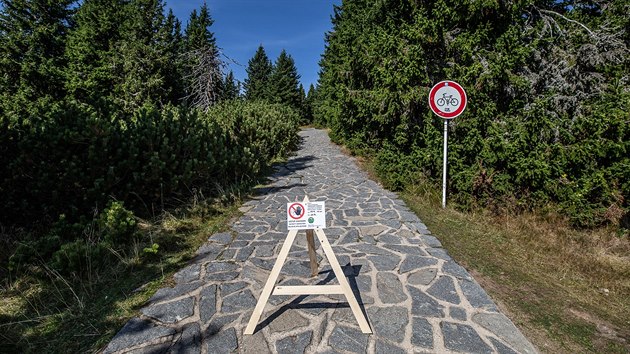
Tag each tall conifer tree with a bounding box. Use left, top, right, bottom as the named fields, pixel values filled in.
left=0, top=0, right=74, bottom=108
left=65, top=0, right=127, bottom=105
left=244, top=45, right=272, bottom=101
left=113, top=0, right=172, bottom=110
left=222, top=71, right=240, bottom=100
left=269, top=49, right=301, bottom=112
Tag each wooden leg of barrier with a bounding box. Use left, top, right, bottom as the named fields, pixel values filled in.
left=244, top=228, right=299, bottom=335
left=315, top=228, right=372, bottom=333
left=306, top=229, right=318, bottom=277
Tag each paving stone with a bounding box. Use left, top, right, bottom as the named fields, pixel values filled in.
left=269, top=310, right=310, bottom=333
left=398, top=255, right=438, bottom=274
left=443, top=260, right=473, bottom=280
left=380, top=219, right=402, bottom=229
left=235, top=246, right=254, bottom=261
left=206, top=262, right=239, bottom=273
left=205, top=314, right=240, bottom=336
left=338, top=229, right=360, bottom=244
left=173, top=264, right=202, bottom=283
left=276, top=330, right=313, bottom=354
left=328, top=325, right=369, bottom=353
left=376, top=233, right=403, bottom=244
left=358, top=225, right=388, bottom=236
left=367, top=306, right=408, bottom=343
left=395, top=229, right=415, bottom=238
left=427, top=275, right=460, bottom=304
left=332, top=306, right=358, bottom=324
left=349, top=243, right=395, bottom=256
left=473, top=313, right=537, bottom=354
left=450, top=307, right=467, bottom=321
left=204, top=272, right=239, bottom=281
left=441, top=321, right=492, bottom=354
left=230, top=240, right=250, bottom=248
left=411, top=317, right=434, bottom=349
left=375, top=340, right=406, bottom=354
left=199, top=285, right=217, bottom=323
left=367, top=254, right=401, bottom=271
left=241, top=329, right=270, bottom=354
left=219, top=248, right=236, bottom=259
left=103, top=318, right=175, bottom=354
left=489, top=337, right=519, bottom=354
left=171, top=323, right=201, bottom=354
left=126, top=342, right=171, bottom=354
left=234, top=232, right=256, bottom=242
left=141, top=297, right=195, bottom=323
left=221, top=289, right=257, bottom=313
left=426, top=247, right=452, bottom=260
left=408, top=286, right=445, bottom=318
left=149, top=281, right=201, bottom=303
left=250, top=257, right=275, bottom=270
left=378, top=209, right=399, bottom=219
left=383, top=244, right=427, bottom=256
left=208, top=232, right=233, bottom=244
left=219, top=281, right=248, bottom=296
left=420, top=235, right=442, bottom=247
left=376, top=273, right=407, bottom=304
left=255, top=244, right=275, bottom=257
left=345, top=208, right=360, bottom=217
left=459, top=279, right=498, bottom=311
left=407, top=268, right=437, bottom=286
left=281, top=260, right=312, bottom=277
left=205, top=327, right=237, bottom=354
left=398, top=210, right=421, bottom=222
left=195, top=243, right=224, bottom=258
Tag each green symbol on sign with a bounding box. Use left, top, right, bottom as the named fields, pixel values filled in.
left=308, top=217, right=314, bottom=223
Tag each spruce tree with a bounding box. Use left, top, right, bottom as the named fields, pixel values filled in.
left=65, top=0, right=127, bottom=105
left=113, top=0, right=172, bottom=110
left=159, top=9, right=186, bottom=105
left=244, top=45, right=272, bottom=101
left=269, top=49, right=301, bottom=112
left=0, top=0, right=74, bottom=108
left=222, top=71, right=240, bottom=100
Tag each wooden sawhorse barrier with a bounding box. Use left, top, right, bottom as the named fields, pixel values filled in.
left=244, top=196, right=371, bottom=334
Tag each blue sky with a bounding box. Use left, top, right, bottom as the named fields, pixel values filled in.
left=164, top=0, right=340, bottom=90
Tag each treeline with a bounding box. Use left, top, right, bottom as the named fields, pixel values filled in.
left=315, top=0, right=629, bottom=228
left=0, top=1, right=304, bottom=271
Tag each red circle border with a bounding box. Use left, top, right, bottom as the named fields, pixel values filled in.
left=429, top=81, right=467, bottom=119
left=288, top=203, right=305, bottom=220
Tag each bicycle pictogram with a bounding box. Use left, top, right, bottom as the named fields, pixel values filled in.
left=436, top=93, right=459, bottom=107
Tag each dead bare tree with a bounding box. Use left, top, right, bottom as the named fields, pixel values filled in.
left=183, top=46, right=226, bottom=112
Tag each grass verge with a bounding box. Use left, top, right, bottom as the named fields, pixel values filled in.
left=0, top=200, right=241, bottom=353
left=401, top=183, right=630, bottom=353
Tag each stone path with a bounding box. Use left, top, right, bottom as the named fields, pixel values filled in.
left=103, top=129, right=537, bottom=354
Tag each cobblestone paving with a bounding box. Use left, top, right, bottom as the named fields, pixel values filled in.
left=104, top=128, right=537, bottom=354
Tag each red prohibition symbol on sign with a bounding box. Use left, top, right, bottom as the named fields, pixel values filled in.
left=288, top=203, right=305, bottom=220
left=429, top=81, right=467, bottom=119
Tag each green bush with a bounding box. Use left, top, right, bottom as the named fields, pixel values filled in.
left=51, top=239, right=110, bottom=275
left=99, top=201, right=137, bottom=245
left=1, top=99, right=300, bottom=267
left=315, top=0, right=630, bottom=227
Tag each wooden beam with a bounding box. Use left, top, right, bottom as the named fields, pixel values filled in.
left=273, top=285, right=343, bottom=296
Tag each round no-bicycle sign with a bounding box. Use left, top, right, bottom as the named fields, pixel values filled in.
left=429, top=81, right=467, bottom=119
left=288, top=202, right=305, bottom=220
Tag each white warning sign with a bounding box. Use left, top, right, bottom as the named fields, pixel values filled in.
left=287, top=201, right=326, bottom=230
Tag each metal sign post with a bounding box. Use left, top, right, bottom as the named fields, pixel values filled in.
left=442, top=120, right=448, bottom=209
left=428, top=81, right=467, bottom=208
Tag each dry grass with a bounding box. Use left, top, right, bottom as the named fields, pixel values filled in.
left=402, top=185, right=630, bottom=353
